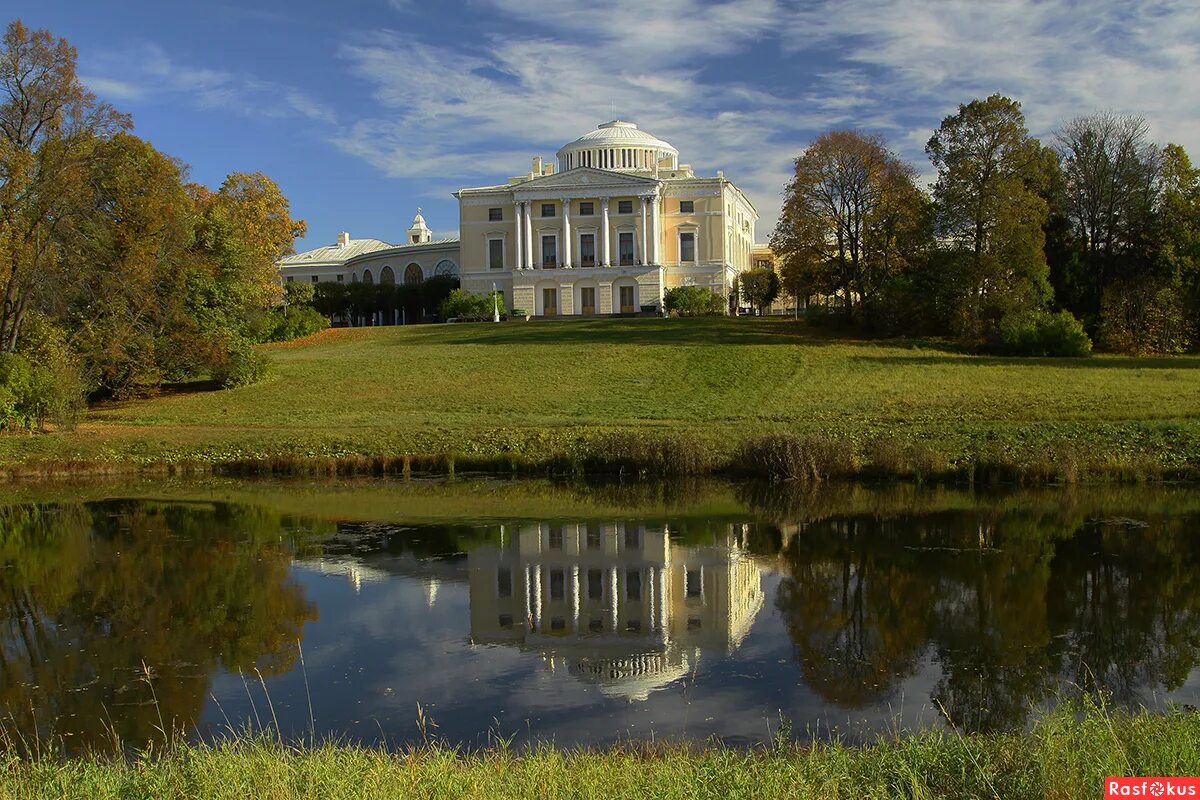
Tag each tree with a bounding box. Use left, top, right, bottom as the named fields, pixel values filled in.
left=0, top=20, right=129, bottom=351
left=738, top=267, right=780, bottom=315
left=926, top=95, right=1056, bottom=341
left=1054, top=113, right=1160, bottom=329
left=773, top=130, right=929, bottom=327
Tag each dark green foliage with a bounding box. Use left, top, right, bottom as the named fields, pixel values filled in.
left=997, top=309, right=1093, bottom=357
left=211, top=342, right=271, bottom=389
left=439, top=289, right=503, bottom=321
left=664, top=286, right=725, bottom=316
left=738, top=267, right=781, bottom=314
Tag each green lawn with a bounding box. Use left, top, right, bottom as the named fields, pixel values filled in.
left=3, top=317, right=1200, bottom=478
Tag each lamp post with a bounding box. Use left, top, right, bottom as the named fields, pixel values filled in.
left=492, top=281, right=500, bottom=323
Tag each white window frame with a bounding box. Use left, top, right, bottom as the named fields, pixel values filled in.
left=539, top=230, right=559, bottom=268
left=486, top=234, right=506, bottom=270
left=677, top=227, right=699, bottom=264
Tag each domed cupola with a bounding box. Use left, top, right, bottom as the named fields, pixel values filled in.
left=556, top=120, right=679, bottom=173
left=407, top=208, right=432, bottom=244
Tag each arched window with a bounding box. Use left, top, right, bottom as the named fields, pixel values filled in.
left=434, top=259, right=458, bottom=278
left=380, top=266, right=395, bottom=284
left=363, top=269, right=374, bottom=284
left=404, top=263, right=423, bottom=285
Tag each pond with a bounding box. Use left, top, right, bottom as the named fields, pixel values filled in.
left=2, top=477, right=1199, bottom=752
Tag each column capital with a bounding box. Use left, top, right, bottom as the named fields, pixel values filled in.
left=600, top=197, right=610, bottom=208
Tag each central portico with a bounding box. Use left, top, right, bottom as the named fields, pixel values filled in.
left=453, top=120, right=759, bottom=316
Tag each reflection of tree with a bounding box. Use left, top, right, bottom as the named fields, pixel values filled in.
left=1047, top=521, right=1200, bottom=706
left=776, top=508, right=1200, bottom=734
left=776, top=518, right=935, bottom=707
left=0, top=501, right=317, bottom=751
left=929, top=513, right=1057, bottom=733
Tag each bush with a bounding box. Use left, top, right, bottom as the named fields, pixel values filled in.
left=664, top=286, right=724, bottom=317
left=13, top=314, right=88, bottom=430
left=440, top=289, right=503, bottom=321
left=997, top=309, right=1092, bottom=357
left=732, top=433, right=855, bottom=482
left=273, top=306, right=328, bottom=342
left=581, top=431, right=711, bottom=477
left=211, top=342, right=271, bottom=388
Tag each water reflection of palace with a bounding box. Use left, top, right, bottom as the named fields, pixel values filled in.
left=468, top=522, right=764, bottom=700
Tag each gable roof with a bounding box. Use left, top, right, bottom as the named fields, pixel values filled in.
left=511, top=166, right=660, bottom=195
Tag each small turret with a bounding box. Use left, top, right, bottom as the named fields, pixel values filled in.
left=407, top=208, right=432, bottom=244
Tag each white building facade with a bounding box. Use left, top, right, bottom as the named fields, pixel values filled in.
left=279, top=120, right=759, bottom=317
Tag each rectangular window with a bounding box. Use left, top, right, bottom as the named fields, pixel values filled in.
left=550, top=569, right=565, bottom=600
left=579, top=233, right=595, bottom=267
left=285, top=276, right=294, bottom=283
left=586, top=524, right=601, bottom=550
left=619, top=285, right=635, bottom=313
left=497, top=567, right=512, bottom=598
left=679, top=200, right=694, bottom=213
left=589, top=618, right=603, bottom=632
left=336, top=274, right=344, bottom=282
left=618, top=232, right=634, bottom=265
left=488, top=207, right=502, bottom=221
left=588, top=568, right=603, bottom=600
left=541, top=203, right=555, bottom=217
left=626, top=569, right=642, bottom=601
left=618, top=200, right=633, bottom=214
left=489, top=238, right=504, bottom=269
left=686, top=568, right=702, bottom=598
left=499, top=613, right=514, bottom=629
left=311, top=276, right=319, bottom=283
left=548, top=526, right=563, bottom=549
left=580, top=286, right=595, bottom=315
left=624, top=526, right=640, bottom=549
left=680, top=232, right=696, bottom=263
left=542, top=287, right=558, bottom=315
left=579, top=202, right=594, bottom=216
left=541, top=235, right=557, bottom=267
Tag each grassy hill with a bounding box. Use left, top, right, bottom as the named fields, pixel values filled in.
left=3, top=317, right=1199, bottom=480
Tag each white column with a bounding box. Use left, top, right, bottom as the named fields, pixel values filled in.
left=571, top=565, right=580, bottom=633
left=524, top=201, right=534, bottom=269
left=524, top=564, right=532, bottom=629
left=514, top=202, right=523, bottom=270
left=562, top=199, right=572, bottom=268
left=640, top=196, right=649, bottom=265
left=658, top=565, right=668, bottom=633
left=648, top=567, right=656, bottom=632
left=600, top=198, right=611, bottom=267
left=651, top=196, right=661, bottom=265
left=609, top=566, right=619, bottom=632
left=532, top=563, right=542, bottom=631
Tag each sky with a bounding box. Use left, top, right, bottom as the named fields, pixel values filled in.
left=16, top=1, right=1200, bottom=251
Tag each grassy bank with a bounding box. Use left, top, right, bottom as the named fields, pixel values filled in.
left=3, top=704, right=1198, bottom=799
left=2, top=317, right=1199, bottom=482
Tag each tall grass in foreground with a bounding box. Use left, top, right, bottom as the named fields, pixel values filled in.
left=2, top=700, right=1198, bottom=800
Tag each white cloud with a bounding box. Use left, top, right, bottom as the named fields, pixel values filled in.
left=83, top=41, right=335, bottom=124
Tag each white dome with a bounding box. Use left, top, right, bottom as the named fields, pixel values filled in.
left=556, top=120, right=679, bottom=173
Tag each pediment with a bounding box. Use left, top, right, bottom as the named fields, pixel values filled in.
left=512, top=167, right=660, bottom=195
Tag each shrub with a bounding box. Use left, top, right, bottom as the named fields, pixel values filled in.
left=732, top=433, right=855, bottom=482
left=997, top=309, right=1092, bottom=357
left=273, top=306, right=328, bottom=342
left=211, top=342, right=271, bottom=388
left=581, top=431, right=711, bottom=477
left=664, top=286, right=724, bottom=317
left=440, top=289, right=504, bottom=321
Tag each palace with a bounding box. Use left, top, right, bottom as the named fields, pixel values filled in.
left=279, top=120, right=760, bottom=316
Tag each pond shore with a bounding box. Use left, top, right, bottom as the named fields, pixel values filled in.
left=4, top=705, right=1198, bottom=800
left=2, top=318, right=1199, bottom=482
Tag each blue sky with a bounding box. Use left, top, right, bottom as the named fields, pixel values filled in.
left=17, top=1, right=1200, bottom=251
